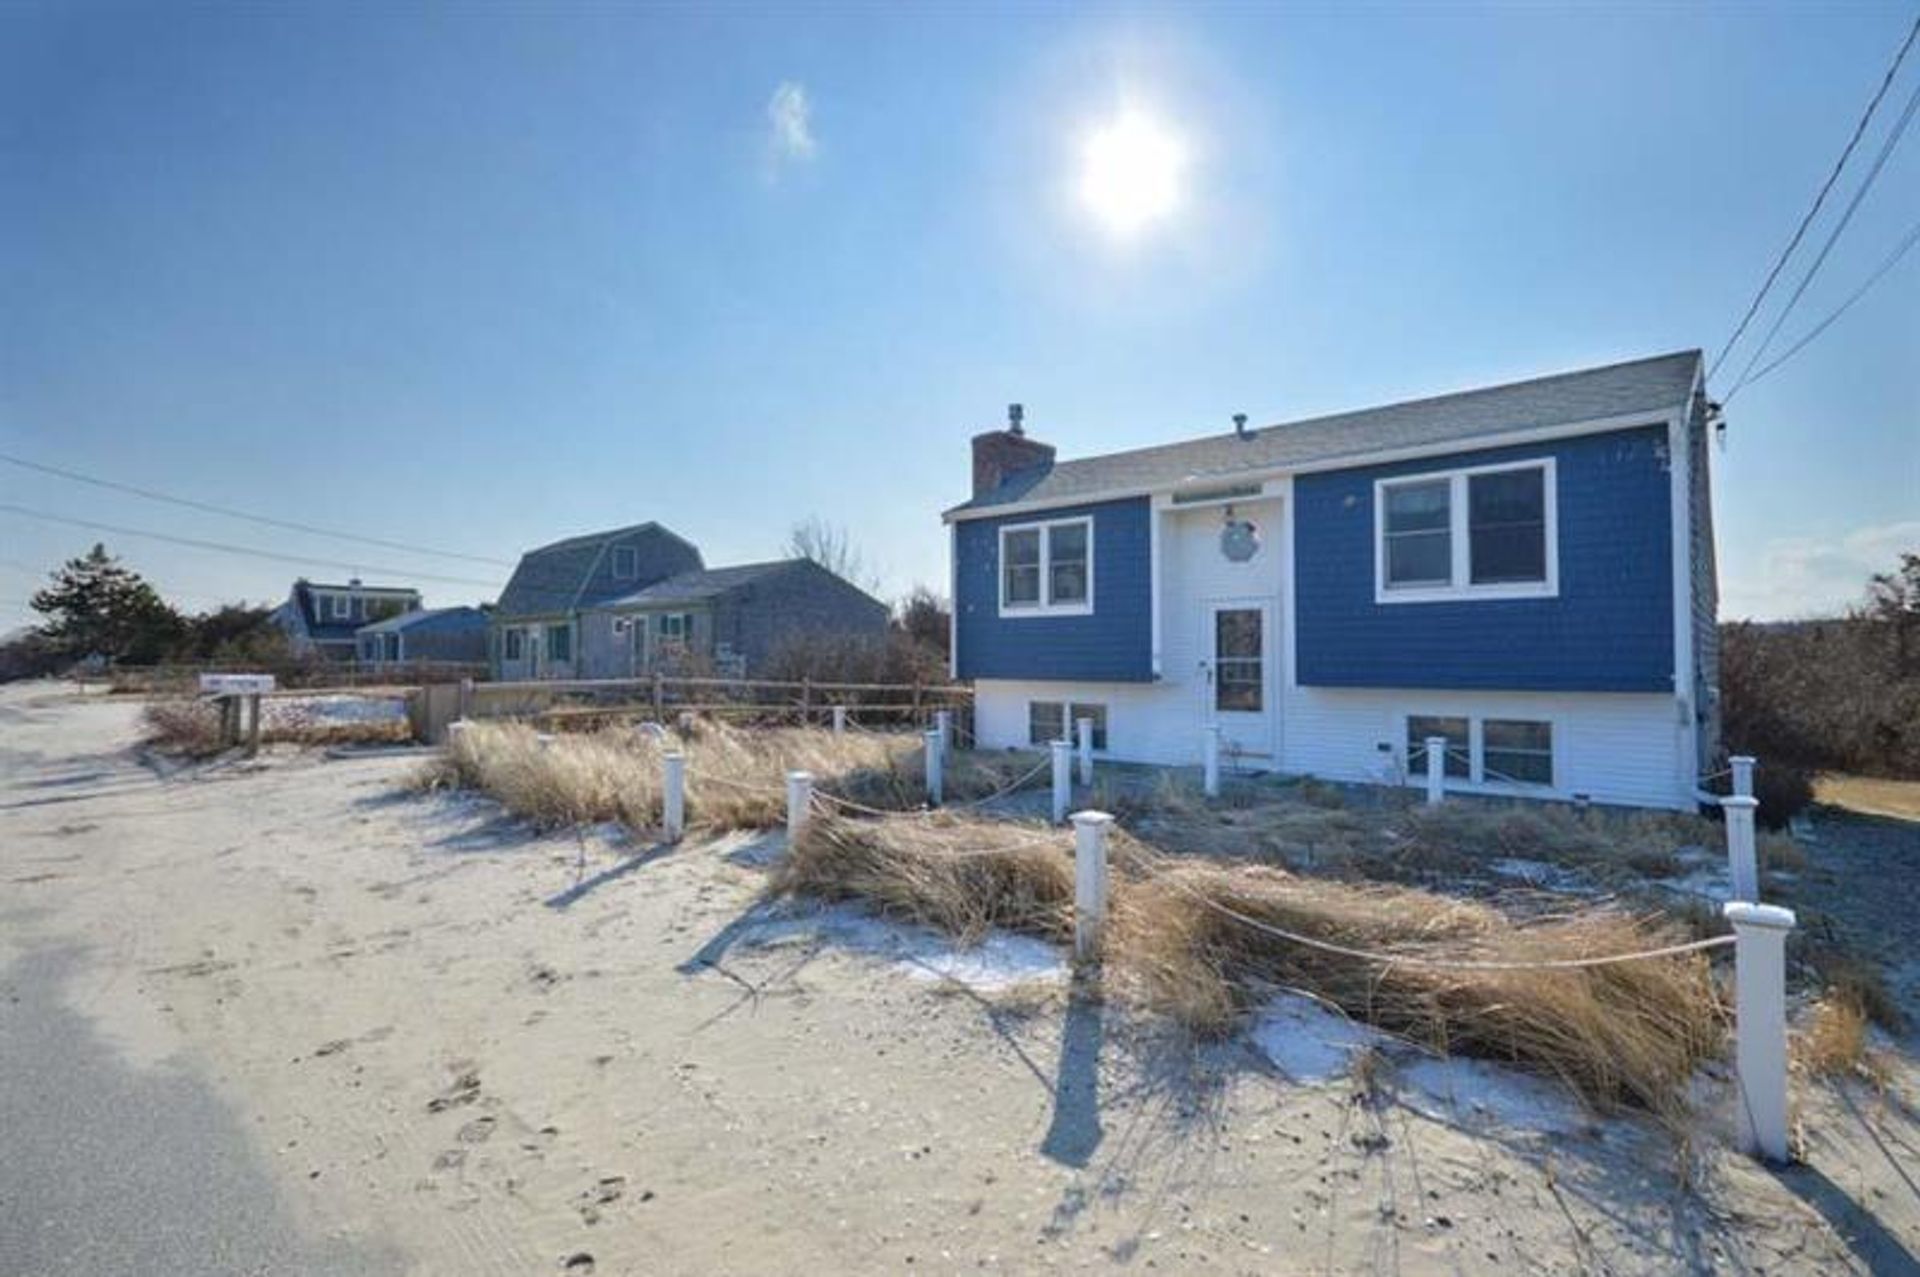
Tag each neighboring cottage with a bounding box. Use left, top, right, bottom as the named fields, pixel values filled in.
left=945, top=351, right=1720, bottom=812
left=272, top=578, right=423, bottom=661
left=491, top=525, right=886, bottom=679
left=355, top=606, right=490, bottom=666
left=584, top=559, right=889, bottom=678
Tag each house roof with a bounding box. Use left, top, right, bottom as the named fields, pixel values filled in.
left=288, top=579, right=423, bottom=641
left=494, top=522, right=702, bottom=617
left=356, top=605, right=488, bottom=635
left=601, top=560, right=801, bottom=608
left=950, top=350, right=1702, bottom=516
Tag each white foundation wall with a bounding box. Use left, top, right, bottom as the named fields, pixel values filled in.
left=973, top=679, right=1692, bottom=811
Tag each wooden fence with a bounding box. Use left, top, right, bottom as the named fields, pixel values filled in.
left=456, top=673, right=972, bottom=739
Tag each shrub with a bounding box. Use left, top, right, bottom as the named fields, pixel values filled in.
left=1751, top=760, right=1814, bottom=830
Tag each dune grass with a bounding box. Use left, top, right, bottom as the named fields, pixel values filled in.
left=776, top=809, right=1726, bottom=1115
left=414, top=718, right=1044, bottom=833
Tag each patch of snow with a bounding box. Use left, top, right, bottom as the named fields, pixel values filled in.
left=739, top=902, right=1068, bottom=993
left=1487, top=858, right=1589, bottom=892
left=1251, top=992, right=1393, bottom=1083
left=1398, top=1056, right=1591, bottom=1135
left=274, top=694, right=407, bottom=723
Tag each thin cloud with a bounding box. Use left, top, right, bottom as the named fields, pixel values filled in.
left=1722, top=519, right=1919, bottom=620
left=767, top=81, right=816, bottom=167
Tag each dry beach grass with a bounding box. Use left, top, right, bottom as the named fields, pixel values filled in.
left=778, top=809, right=1727, bottom=1115
left=143, top=694, right=411, bottom=754
left=415, top=717, right=1045, bottom=833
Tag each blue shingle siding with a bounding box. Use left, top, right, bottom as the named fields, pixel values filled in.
left=1294, top=425, right=1675, bottom=692
left=954, top=497, right=1153, bottom=682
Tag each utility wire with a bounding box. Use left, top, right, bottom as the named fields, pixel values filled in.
left=0, top=452, right=516, bottom=568
left=1735, top=212, right=1920, bottom=392
left=1708, top=12, right=1920, bottom=384
left=1726, top=75, right=1920, bottom=401
left=0, top=504, right=505, bottom=590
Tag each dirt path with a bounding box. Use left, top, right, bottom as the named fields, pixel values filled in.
left=4, top=680, right=1919, bottom=1275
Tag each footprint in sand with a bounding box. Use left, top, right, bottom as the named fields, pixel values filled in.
left=427, top=1068, right=482, bottom=1113
left=456, top=1116, right=496, bottom=1144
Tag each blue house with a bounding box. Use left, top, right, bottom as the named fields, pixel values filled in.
left=946, top=351, right=1720, bottom=811
left=355, top=606, right=490, bottom=666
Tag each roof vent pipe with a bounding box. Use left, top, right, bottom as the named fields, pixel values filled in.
left=1233, top=413, right=1252, bottom=441
left=1008, top=403, right=1025, bottom=437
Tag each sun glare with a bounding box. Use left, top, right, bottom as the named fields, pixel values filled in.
left=1077, top=109, right=1187, bottom=241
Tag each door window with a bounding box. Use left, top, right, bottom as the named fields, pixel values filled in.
left=1214, top=609, right=1263, bottom=712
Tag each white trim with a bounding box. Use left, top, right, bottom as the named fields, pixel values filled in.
left=996, top=516, right=1095, bottom=618
left=327, top=592, right=352, bottom=621
left=945, top=404, right=1685, bottom=523
left=1372, top=457, right=1558, bottom=604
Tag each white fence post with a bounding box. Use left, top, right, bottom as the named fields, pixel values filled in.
left=1051, top=738, right=1071, bottom=825
left=1203, top=726, right=1221, bottom=798
left=786, top=770, right=813, bottom=841
left=924, top=729, right=943, bottom=807
left=832, top=705, right=847, bottom=737
left=935, top=709, right=952, bottom=759
left=536, top=733, right=557, bottom=752
left=447, top=719, right=470, bottom=748
left=1071, top=810, right=1113, bottom=963
left=1076, top=717, right=1094, bottom=787
left=1730, top=755, right=1756, bottom=799
left=1425, top=736, right=1447, bottom=806
left=1724, top=901, right=1796, bottom=1164
left=1723, top=794, right=1761, bottom=903
left=663, top=751, right=686, bottom=842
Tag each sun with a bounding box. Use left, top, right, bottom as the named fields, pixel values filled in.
left=1077, top=109, right=1187, bottom=240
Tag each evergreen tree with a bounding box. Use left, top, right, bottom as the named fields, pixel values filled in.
left=30, top=543, right=185, bottom=663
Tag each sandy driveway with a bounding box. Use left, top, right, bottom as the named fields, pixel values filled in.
left=3, top=680, right=1918, bottom=1275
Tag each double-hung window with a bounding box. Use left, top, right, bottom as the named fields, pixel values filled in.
left=504, top=628, right=525, bottom=661
left=546, top=623, right=572, bottom=663
left=999, top=518, right=1093, bottom=615
left=1377, top=460, right=1555, bottom=601
left=612, top=545, right=639, bottom=581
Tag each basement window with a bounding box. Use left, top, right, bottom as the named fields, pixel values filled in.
left=1028, top=701, right=1064, bottom=745
left=1406, top=715, right=1470, bottom=780
left=1483, top=719, right=1553, bottom=786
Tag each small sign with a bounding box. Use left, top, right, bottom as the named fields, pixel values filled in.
left=199, top=673, right=277, bottom=695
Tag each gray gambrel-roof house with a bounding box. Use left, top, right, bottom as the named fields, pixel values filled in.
left=492, top=525, right=887, bottom=680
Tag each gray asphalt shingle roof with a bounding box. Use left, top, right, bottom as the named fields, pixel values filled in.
left=951, top=350, right=1701, bottom=515
left=601, top=560, right=800, bottom=608
left=494, top=522, right=700, bottom=617
left=356, top=606, right=487, bottom=635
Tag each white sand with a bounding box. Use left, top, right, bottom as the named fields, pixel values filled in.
left=5, top=680, right=1919, bottom=1275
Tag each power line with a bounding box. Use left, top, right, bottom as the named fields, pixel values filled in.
left=1735, top=212, right=1920, bottom=392
left=1726, top=74, right=1920, bottom=401
left=0, top=504, right=506, bottom=590
left=1708, top=13, right=1920, bottom=384
left=0, top=452, right=516, bottom=568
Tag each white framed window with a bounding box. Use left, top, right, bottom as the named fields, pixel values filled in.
left=1375, top=459, right=1556, bottom=603
left=1027, top=701, right=1064, bottom=745
left=327, top=592, right=351, bottom=620
left=1483, top=718, right=1554, bottom=786
left=656, top=612, right=694, bottom=646
left=504, top=628, right=524, bottom=660
left=1027, top=701, right=1109, bottom=750
left=612, top=545, right=639, bottom=580
left=998, top=517, right=1093, bottom=616
left=1402, top=713, right=1555, bottom=789
left=546, top=623, right=573, bottom=663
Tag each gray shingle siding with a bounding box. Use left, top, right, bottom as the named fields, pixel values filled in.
left=950, top=350, right=1701, bottom=516
left=1688, top=391, right=1722, bottom=770
left=494, top=524, right=703, bottom=619
left=707, top=561, right=889, bottom=673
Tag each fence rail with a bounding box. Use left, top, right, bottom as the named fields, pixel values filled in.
left=95, top=660, right=490, bottom=693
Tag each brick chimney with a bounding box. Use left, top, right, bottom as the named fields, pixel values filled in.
left=971, top=403, right=1055, bottom=499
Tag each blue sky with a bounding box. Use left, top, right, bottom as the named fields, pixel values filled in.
left=3, top=1, right=1915, bottom=628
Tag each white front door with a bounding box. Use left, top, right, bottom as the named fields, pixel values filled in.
left=1201, top=599, right=1275, bottom=761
